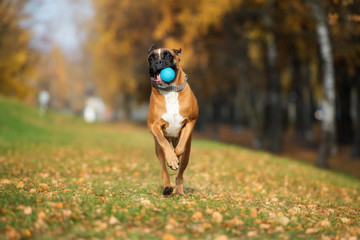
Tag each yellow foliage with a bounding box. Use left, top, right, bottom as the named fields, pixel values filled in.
left=0, top=0, right=37, bottom=99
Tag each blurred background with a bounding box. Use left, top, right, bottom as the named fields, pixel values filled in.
left=1, top=0, right=359, bottom=176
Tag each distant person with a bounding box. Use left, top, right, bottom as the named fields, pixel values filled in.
left=84, top=96, right=105, bottom=123
left=84, top=104, right=96, bottom=123
left=38, top=90, right=50, bottom=116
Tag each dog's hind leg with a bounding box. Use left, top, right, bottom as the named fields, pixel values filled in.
left=175, top=136, right=192, bottom=195
left=155, top=139, right=173, bottom=195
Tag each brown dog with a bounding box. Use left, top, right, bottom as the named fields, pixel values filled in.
left=147, top=44, right=198, bottom=195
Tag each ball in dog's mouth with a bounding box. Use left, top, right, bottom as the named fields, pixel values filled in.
left=151, top=67, right=177, bottom=85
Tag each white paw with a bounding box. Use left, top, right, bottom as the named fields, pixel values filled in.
left=167, top=155, right=179, bottom=171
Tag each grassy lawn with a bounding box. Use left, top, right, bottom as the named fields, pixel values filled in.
left=0, top=95, right=359, bottom=239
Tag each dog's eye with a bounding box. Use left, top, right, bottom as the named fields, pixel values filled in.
left=165, top=54, right=171, bottom=59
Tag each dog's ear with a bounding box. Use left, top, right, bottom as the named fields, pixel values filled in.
left=148, top=44, right=158, bottom=54
left=173, top=48, right=182, bottom=55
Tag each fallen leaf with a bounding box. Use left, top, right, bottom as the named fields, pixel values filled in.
left=24, top=207, right=32, bottom=215
left=327, top=209, right=334, bottom=214
left=288, top=207, right=301, bottom=215
left=162, top=233, right=176, bottom=240
left=247, top=231, right=257, bottom=237
left=63, top=209, right=72, bottom=218
left=277, top=216, right=290, bottom=226
left=141, top=199, right=151, bottom=205
left=255, top=219, right=262, bottom=224
left=191, top=224, right=205, bottom=233
left=250, top=208, right=257, bottom=218
left=28, top=188, right=36, bottom=193
left=109, top=216, right=119, bottom=225
left=192, top=211, right=203, bottom=221
left=1, top=179, right=11, bottom=184
left=16, top=181, right=24, bottom=188
left=22, top=229, right=31, bottom=238
left=206, top=208, right=214, bottom=214
left=214, top=235, right=229, bottom=240
left=165, top=218, right=179, bottom=230
left=133, top=171, right=141, bottom=178
left=320, top=219, right=331, bottom=228
left=321, top=235, right=332, bottom=240
left=260, top=223, right=270, bottom=229
left=38, top=183, right=49, bottom=191
left=340, top=217, right=350, bottom=224
left=56, top=202, right=63, bottom=209
left=35, top=218, right=48, bottom=229
left=212, top=211, right=223, bottom=223
left=37, top=211, right=46, bottom=219
left=305, top=228, right=319, bottom=234
left=5, top=226, right=20, bottom=239
left=274, top=226, right=284, bottom=233
left=226, top=216, right=244, bottom=227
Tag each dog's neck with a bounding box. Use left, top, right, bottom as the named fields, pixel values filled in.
left=153, top=69, right=188, bottom=92
left=174, top=69, right=186, bottom=86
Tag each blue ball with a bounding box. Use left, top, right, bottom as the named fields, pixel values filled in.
left=160, top=68, right=176, bottom=82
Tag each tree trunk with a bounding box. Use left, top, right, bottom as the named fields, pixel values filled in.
left=264, top=0, right=283, bottom=152
left=292, top=57, right=314, bottom=140
left=292, top=54, right=305, bottom=137
left=351, top=72, right=360, bottom=159
left=336, top=77, right=353, bottom=144
left=302, top=63, right=315, bottom=141
left=311, top=0, right=336, bottom=168
left=238, top=40, right=265, bottom=148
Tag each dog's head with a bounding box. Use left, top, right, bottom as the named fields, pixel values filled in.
left=147, top=44, right=182, bottom=84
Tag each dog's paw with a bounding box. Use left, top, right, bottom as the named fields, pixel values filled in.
left=162, top=186, right=173, bottom=195
left=174, top=186, right=184, bottom=195
left=167, top=155, right=179, bottom=171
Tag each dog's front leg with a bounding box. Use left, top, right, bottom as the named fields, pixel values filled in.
left=174, top=120, right=196, bottom=158
left=149, top=123, right=180, bottom=171
left=174, top=120, right=196, bottom=194
left=154, top=139, right=173, bottom=195
left=150, top=123, right=179, bottom=195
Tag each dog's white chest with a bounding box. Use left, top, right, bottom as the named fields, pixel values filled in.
left=159, top=90, right=184, bottom=138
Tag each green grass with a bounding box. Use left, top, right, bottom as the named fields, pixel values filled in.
left=0, top=95, right=359, bottom=239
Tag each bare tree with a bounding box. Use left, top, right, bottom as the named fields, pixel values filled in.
left=310, top=0, right=336, bottom=167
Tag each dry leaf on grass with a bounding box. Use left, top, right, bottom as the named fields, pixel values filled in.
left=109, top=216, right=119, bottom=225
left=1, top=179, right=11, bottom=184
left=162, top=233, right=176, bottom=240
left=212, top=211, right=223, bottom=223
left=260, top=223, right=270, bottom=229
left=24, top=206, right=32, bottom=215
left=214, top=235, right=229, bottom=240
left=16, top=181, right=24, bottom=188
left=305, top=228, right=319, bottom=234
left=250, top=208, right=257, bottom=218
left=277, top=216, right=290, bottom=226
left=192, top=211, right=203, bottom=221
left=319, top=219, right=331, bottom=228
left=63, top=209, right=72, bottom=218
left=247, top=231, right=258, bottom=237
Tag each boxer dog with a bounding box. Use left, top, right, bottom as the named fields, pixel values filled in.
left=147, top=44, right=198, bottom=195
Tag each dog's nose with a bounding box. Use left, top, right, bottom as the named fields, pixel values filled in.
left=156, top=59, right=164, bottom=65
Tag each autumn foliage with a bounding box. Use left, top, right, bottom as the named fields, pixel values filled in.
left=0, top=0, right=37, bottom=100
